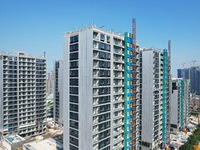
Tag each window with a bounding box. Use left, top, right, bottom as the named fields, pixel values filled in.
left=99, top=79, right=110, bottom=86
left=70, top=120, right=78, bottom=129
left=70, top=44, right=78, bottom=52
left=99, top=52, right=110, bottom=60
left=99, top=96, right=110, bottom=104
left=105, top=44, right=110, bottom=51
left=99, top=113, right=110, bottom=122
left=70, top=70, right=78, bottom=77
left=99, top=129, right=110, bottom=140
left=70, top=136, right=79, bottom=146
left=70, top=112, right=78, bottom=120
left=99, top=70, right=110, bottom=77
left=107, top=36, right=110, bottom=43
left=99, top=61, right=110, bottom=68
left=70, top=35, right=78, bottom=43
left=70, top=128, right=78, bottom=138
left=70, top=52, right=78, bottom=60
left=70, top=104, right=79, bottom=112
left=99, top=104, right=110, bottom=113
left=70, top=61, right=78, bottom=68
left=70, top=79, right=78, bottom=86
left=70, top=95, right=78, bottom=103
left=99, top=121, right=110, bottom=131
left=70, top=145, right=78, bottom=150
left=99, top=42, right=105, bottom=50
left=99, top=138, right=110, bottom=149
left=70, top=87, right=78, bottom=94
left=99, top=87, right=110, bottom=95
left=100, top=34, right=105, bottom=41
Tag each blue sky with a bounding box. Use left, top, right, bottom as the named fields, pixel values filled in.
left=0, top=0, right=200, bottom=76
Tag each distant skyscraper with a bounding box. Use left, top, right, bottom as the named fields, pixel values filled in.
left=178, top=66, right=200, bottom=95
left=139, top=48, right=170, bottom=149
left=63, top=27, right=140, bottom=150
left=0, top=53, right=46, bottom=137
left=53, top=60, right=63, bottom=126
left=46, top=71, right=54, bottom=95
left=170, top=78, right=190, bottom=133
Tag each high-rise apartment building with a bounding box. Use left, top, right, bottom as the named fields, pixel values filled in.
left=0, top=53, right=46, bottom=137
left=170, top=78, right=190, bottom=133
left=178, top=66, right=200, bottom=95
left=53, top=60, right=63, bottom=126
left=46, top=71, right=54, bottom=95
left=140, top=48, right=170, bottom=150
left=63, top=27, right=140, bottom=150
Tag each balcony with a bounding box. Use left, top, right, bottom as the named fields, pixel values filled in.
left=113, top=135, right=124, bottom=144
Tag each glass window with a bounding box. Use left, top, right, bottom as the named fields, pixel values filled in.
left=99, top=96, right=110, bottom=104
left=99, top=52, right=110, bottom=60
left=70, top=70, right=78, bottom=77
left=70, top=79, right=78, bottom=86
left=70, top=120, right=78, bottom=129
left=70, top=52, right=79, bottom=60
left=99, top=61, right=110, bottom=68
left=70, top=112, right=78, bottom=120
left=70, top=61, right=78, bottom=68
left=99, top=113, right=110, bottom=122
left=99, top=129, right=110, bottom=140
left=105, top=44, right=110, bottom=51
left=70, top=136, right=79, bottom=146
left=99, top=79, right=110, bottom=86
left=70, top=87, right=78, bottom=94
left=70, top=128, right=78, bottom=138
left=70, top=145, right=78, bottom=150
left=99, top=70, right=110, bottom=77
left=70, top=35, right=78, bottom=43
left=99, top=138, right=110, bottom=149
left=70, top=43, right=78, bottom=52
left=107, top=36, right=110, bottom=43
left=99, top=121, right=110, bottom=131
left=99, top=104, right=110, bottom=113
left=70, top=104, right=79, bottom=112
left=70, top=95, right=78, bottom=103
left=99, top=42, right=105, bottom=50
left=100, top=34, right=105, bottom=41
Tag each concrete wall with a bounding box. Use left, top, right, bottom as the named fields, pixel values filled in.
left=63, top=33, right=70, bottom=150
left=141, top=50, right=154, bottom=143
left=78, top=28, right=93, bottom=150
left=170, top=88, right=179, bottom=128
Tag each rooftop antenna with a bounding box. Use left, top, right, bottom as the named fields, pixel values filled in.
left=44, top=51, right=46, bottom=58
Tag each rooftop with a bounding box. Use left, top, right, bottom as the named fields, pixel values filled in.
left=23, top=138, right=63, bottom=150
left=4, top=134, right=25, bottom=145
left=0, top=52, right=46, bottom=60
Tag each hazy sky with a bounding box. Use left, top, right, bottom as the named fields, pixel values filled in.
left=0, top=0, right=200, bottom=76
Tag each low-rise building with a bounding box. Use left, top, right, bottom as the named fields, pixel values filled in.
left=23, top=138, right=63, bottom=150
left=3, top=134, right=25, bottom=150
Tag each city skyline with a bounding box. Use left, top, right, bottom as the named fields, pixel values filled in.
left=0, top=0, right=200, bottom=76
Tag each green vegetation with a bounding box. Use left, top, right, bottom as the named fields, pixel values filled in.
left=180, top=125, right=200, bottom=150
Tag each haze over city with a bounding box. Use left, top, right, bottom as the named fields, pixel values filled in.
left=0, top=0, right=200, bottom=76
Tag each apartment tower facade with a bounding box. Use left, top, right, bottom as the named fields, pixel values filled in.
left=170, top=78, right=190, bottom=133
left=53, top=60, right=63, bottom=126
left=140, top=48, right=170, bottom=150
left=63, top=27, right=140, bottom=150
left=0, top=53, right=46, bottom=137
